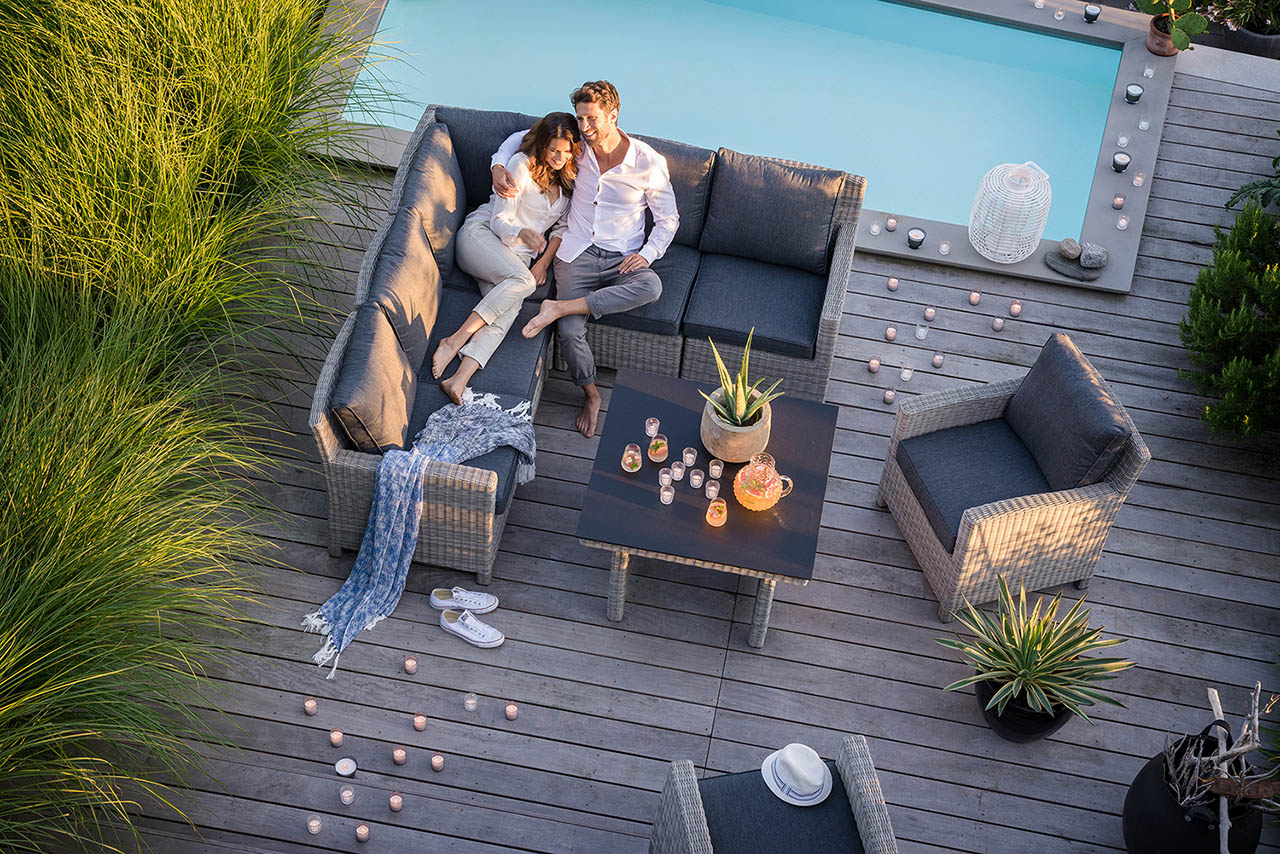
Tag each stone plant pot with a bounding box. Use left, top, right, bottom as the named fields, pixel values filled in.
left=700, top=389, right=770, bottom=463
left=1223, top=25, right=1280, bottom=59
left=974, top=679, right=1073, bottom=744
left=1147, top=15, right=1178, bottom=56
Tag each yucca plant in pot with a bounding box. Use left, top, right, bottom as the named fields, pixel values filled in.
left=936, top=576, right=1136, bottom=743
left=698, top=329, right=784, bottom=463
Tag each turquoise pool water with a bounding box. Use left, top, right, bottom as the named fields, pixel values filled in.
left=345, top=0, right=1121, bottom=239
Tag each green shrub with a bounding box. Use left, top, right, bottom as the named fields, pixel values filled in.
left=1179, top=203, right=1280, bottom=439
left=0, top=0, right=382, bottom=849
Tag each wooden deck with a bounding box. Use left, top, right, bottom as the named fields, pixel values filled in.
left=131, top=66, right=1279, bottom=853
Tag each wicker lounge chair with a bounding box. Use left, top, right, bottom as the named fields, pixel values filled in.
left=648, top=735, right=898, bottom=854
left=877, top=333, right=1151, bottom=621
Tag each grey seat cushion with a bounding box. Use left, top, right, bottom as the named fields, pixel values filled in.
left=682, top=253, right=824, bottom=359
left=595, top=243, right=700, bottom=337
left=330, top=303, right=417, bottom=454
left=896, top=419, right=1052, bottom=553
left=699, top=762, right=864, bottom=854
left=699, top=148, right=846, bottom=276
left=398, top=122, right=467, bottom=282
left=433, top=106, right=540, bottom=211
left=1005, top=333, right=1131, bottom=492
left=367, top=206, right=441, bottom=369
left=634, top=134, right=716, bottom=248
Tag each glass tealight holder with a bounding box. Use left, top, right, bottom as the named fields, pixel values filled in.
left=682, top=447, right=697, bottom=466
left=938, top=240, right=951, bottom=256
left=658, top=467, right=672, bottom=486
left=1132, top=171, right=1145, bottom=188
left=932, top=352, right=945, bottom=369
left=923, top=305, right=936, bottom=322
left=670, top=461, right=685, bottom=481
left=705, top=479, right=720, bottom=500
left=621, top=443, right=642, bottom=473
left=307, top=815, right=323, bottom=835
left=1117, top=214, right=1130, bottom=231
left=1138, top=115, right=1151, bottom=131
left=340, top=784, right=355, bottom=805
left=1117, top=134, right=1129, bottom=149
left=659, top=485, right=675, bottom=505
left=1034, top=0, right=1044, bottom=9
left=647, top=433, right=669, bottom=463
left=1143, top=63, right=1155, bottom=78
left=689, top=468, right=705, bottom=488
left=886, top=276, right=899, bottom=291
left=914, top=324, right=928, bottom=340
left=900, top=365, right=913, bottom=382
left=1054, top=7, right=1065, bottom=19
left=705, top=497, right=728, bottom=527
left=869, top=220, right=882, bottom=236
left=708, top=459, right=724, bottom=479
left=644, top=417, right=660, bottom=437
left=464, top=692, right=478, bottom=712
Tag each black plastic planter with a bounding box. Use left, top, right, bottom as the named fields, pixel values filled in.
left=974, top=679, right=1072, bottom=743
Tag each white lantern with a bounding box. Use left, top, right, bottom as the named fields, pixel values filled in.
left=968, top=162, right=1052, bottom=264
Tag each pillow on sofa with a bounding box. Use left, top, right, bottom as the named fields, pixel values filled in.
left=433, top=106, right=540, bottom=211
left=635, top=134, right=716, bottom=248
left=398, top=122, right=466, bottom=282
left=1005, top=333, right=1130, bottom=492
left=699, top=148, right=846, bottom=276
left=367, top=206, right=441, bottom=370
left=330, top=303, right=417, bottom=454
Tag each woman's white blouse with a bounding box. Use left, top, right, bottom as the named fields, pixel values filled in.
left=488, top=152, right=569, bottom=259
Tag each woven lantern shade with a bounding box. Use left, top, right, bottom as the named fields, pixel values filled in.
left=968, top=161, right=1052, bottom=264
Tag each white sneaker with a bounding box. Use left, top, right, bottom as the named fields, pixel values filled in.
left=429, top=586, right=498, bottom=614
left=440, top=609, right=505, bottom=648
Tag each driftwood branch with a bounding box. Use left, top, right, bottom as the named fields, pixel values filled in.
left=1205, top=683, right=1264, bottom=854
left=1207, top=688, right=1231, bottom=854
left=1204, top=778, right=1280, bottom=799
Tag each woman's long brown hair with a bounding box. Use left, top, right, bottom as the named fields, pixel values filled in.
left=518, top=112, right=579, bottom=197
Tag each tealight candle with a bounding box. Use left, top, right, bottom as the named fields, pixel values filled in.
left=340, top=784, right=355, bottom=805
left=1125, top=83, right=1144, bottom=104
left=431, top=753, right=445, bottom=772
left=329, top=729, right=344, bottom=748
left=659, top=484, right=674, bottom=505
left=1117, top=214, right=1130, bottom=230
left=886, top=276, right=899, bottom=291
left=1054, top=7, right=1065, bottom=19
left=1138, top=115, right=1151, bottom=131
left=393, top=746, right=407, bottom=766
left=505, top=702, right=519, bottom=721
left=915, top=324, right=928, bottom=340
left=923, top=305, right=936, bottom=322
left=1112, top=193, right=1126, bottom=210
left=868, top=357, right=880, bottom=373
left=307, top=815, right=323, bottom=835
left=885, top=325, right=897, bottom=342
left=1034, top=0, right=1044, bottom=7
left=1132, top=171, right=1145, bottom=188
left=658, top=467, right=672, bottom=486
left=335, top=756, right=357, bottom=777
left=355, top=822, right=370, bottom=843
left=932, top=352, right=945, bottom=369
left=303, top=696, right=318, bottom=716
left=670, top=461, right=685, bottom=481
left=1083, top=4, right=1101, bottom=22
left=1112, top=152, right=1131, bottom=173
left=708, top=459, right=724, bottom=479
left=689, top=468, right=705, bottom=488
left=682, top=447, right=697, bottom=466
left=705, top=479, right=720, bottom=500
left=869, top=220, right=882, bottom=235
left=993, top=317, right=1006, bottom=331
left=403, top=655, right=417, bottom=675
left=885, top=216, right=898, bottom=232
left=1143, top=64, right=1155, bottom=78
left=900, top=366, right=913, bottom=382
left=883, top=389, right=896, bottom=405
left=413, top=713, right=427, bottom=732
left=1010, top=300, right=1023, bottom=317
left=906, top=227, right=926, bottom=249
left=645, top=417, right=660, bottom=437
left=463, top=692, right=478, bottom=712
left=968, top=291, right=981, bottom=306
left=938, top=240, right=951, bottom=256
left=1117, top=134, right=1129, bottom=149
left=390, top=792, right=404, bottom=812
left=705, top=497, right=728, bottom=527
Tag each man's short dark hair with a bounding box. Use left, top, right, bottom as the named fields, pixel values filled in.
left=571, top=81, right=620, bottom=115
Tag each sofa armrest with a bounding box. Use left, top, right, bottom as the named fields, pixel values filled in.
left=887, top=378, right=1024, bottom=468
left=818, top=218, right=858, bottom=357
left=310, top=310, right=358, bottom=468
left=649, top=761, right=713, bottom=854
left=837, top=736, right=898, bottom=854
left=954, top=481, right=1124, bottom=569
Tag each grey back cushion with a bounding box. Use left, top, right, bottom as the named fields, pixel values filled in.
left=699, top=763, right=863, bottom=854
left=1006, top=333, right=1131, bottom=492
left=367, top=206, right=441, bottom=370
left=398, top=122, right=466, bottom=282
left=330, top=303, right=416, bottom=454
left=433, top=106, right=540, bottom=211
left=699, top=148, right=846, bottom=276
left=635, top=134, right=716, bottom=248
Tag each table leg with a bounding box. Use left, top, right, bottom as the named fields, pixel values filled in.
left=748, top=577, right=777, bottom=648
left=607, top=551, right=630, bottom=622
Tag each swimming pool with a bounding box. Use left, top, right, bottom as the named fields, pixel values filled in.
left=344, top=0, right=1122, bottom=240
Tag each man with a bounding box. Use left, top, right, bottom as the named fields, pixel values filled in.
left=488, top=81, right=678, bottom=438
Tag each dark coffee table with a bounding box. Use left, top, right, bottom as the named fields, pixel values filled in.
left=575, top=369, right=838, bottom=648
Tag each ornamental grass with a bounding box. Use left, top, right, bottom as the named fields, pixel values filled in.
left=0, top=0, right=385, bottom=848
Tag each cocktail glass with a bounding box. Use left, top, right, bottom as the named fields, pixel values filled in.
left=621, top=443, right=642, bottom=473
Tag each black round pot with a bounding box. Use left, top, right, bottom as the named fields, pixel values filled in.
left=1223, top=26, right=1280, bottom=59
left=1122, top=750, right=1263, bottom=854
left=974, top=679, right=1073, bottom=743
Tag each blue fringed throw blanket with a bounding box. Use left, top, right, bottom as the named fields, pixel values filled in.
left=303, top=389, right=535, bottom=678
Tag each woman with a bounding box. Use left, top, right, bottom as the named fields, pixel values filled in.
left=432, top=112, right=579, bottom=402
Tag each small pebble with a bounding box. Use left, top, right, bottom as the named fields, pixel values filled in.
left=1058, top=238, right=1081, bottom=260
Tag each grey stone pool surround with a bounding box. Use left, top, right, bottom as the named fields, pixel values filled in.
left=334, top=0, right=1171, bottom=294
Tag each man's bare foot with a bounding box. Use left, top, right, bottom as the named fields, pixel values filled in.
left=521, top=300, right=562, bottom=338
left=440, top=372, right=467, bottom=405
left=431, top=336, right=462, bottom=379
left=575, top=393, right=601, bottom=438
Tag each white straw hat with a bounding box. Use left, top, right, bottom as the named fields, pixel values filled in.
left=760, top=743, right=832, bottom=806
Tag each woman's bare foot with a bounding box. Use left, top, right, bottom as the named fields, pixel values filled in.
left=575, top=388, right=602, bottom=438
left=440, top=372, right=467, bottom=405
left=431, top=336, right=462, bottom=379
left=521, top=300, right=563, bottom=338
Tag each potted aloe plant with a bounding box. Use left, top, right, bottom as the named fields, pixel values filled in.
left=698, top=329, right=784, bottom=463
left=936, top=576, right=1136, bottom=743
left=1136, top=0, right=1210, bottom=53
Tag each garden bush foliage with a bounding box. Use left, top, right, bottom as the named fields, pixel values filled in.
left=0, top=0, right=380, bottom=849
left=1179, top=202, right=1280, bottom=438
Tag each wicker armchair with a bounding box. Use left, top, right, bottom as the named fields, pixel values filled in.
left=878, top=368, right=1151, bottom=622
left=649, top=736, right=898, bottom=854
